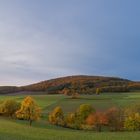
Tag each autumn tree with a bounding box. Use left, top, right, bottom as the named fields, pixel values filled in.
left=62, top=88, right=70, bottom=95
left=49, top=106, right=64, bottom=126
left=96, top=88, right=101, bottom=95
left=124, top=113, right=140, bottom=131
left=125, top=103, right=140, bottom=116
left=106, top=107, right=124, bottom=131
left=71, top=92, right=79, bottom=99
left=124, top=104, right=140, bottom=131
left=86, top=112, right=108, bottom=132
left=0, top=99, right=20, bottom=117
left=16, top=96, right=41, bottom=126
left=70, top=82, right=80, bottom=99
left=65, top=113, right=76, bottom=128
left=77, top=104, right=95, bottom=124
left=62, top=104, right=95, bottom=129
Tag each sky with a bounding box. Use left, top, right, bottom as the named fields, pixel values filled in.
left=0, top=0, right=140, bottom=86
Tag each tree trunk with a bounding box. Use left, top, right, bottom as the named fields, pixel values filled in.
left=29, top=120, right=32, bottom=126
left=97, top=124, right=102, bottom=132
left=99, top=125, right=101, bottom=132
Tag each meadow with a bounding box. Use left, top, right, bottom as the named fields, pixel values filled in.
left=0, top=92, right=140, bottom=140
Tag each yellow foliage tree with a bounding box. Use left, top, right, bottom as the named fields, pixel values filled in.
left=49, top=106, right=64, bottom=126
left=16, top=96, right=41, bottom=126
left=124, top=113, right=140, bottom=131
left=65, top=113, right=76, bottom=127
left=96, top=88, right=101, bottom=95
left=0, top=99, right=20, bottom=117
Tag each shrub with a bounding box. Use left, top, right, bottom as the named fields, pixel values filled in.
left=77, top=104, right=95, bottom=123
left=86, top=112, right=108, bottom=132
left=124, top=112, right=140, bottom=131
left=125, top=103, right=140, bottom=116
left=0, top=99, right=20, bottom=117
left=106, top=107, right=124, bottom=131
left=65, top=113, right=75, bottom=127
left=64, top=104, right=95, bottom=130
left=49, top=106, right=64, bottom=126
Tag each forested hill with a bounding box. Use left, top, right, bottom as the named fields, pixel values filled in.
left=19, top=75, right=140, bottom=94
left=0, top=75, right=140, bottom=94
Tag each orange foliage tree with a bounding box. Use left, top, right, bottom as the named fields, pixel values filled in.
left=86, top=112, right=108, bottom=131
left=105, top=107, right=124, bottom=131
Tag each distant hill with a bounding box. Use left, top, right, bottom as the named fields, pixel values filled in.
left=19, top=75, right=140, bottom=94
left=0, top=86, right=19, bottom=94
left=0, top=75, right=140, bottom=94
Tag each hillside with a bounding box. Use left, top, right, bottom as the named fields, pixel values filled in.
left=19, top=75, right=138, bottom=94
left=0, top=75, right=140, bottom=94
left=0, top=86, right=19, bottom=94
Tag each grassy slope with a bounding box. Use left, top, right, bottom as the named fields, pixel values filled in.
left=46, top=93, right=140, bottom=113
left=1, top=92, right=140, bottom=111
left=0, top=119, right=140, bottom=140
left=0, top=92, right=140, bottom=140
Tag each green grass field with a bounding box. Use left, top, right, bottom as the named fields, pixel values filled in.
left=0, top=92, right=140, bottom=140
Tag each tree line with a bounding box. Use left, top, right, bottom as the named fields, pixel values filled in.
left=49, top=104, right=140, bottom=131
left=0, top=81, right=140, bottom=95
left=0, top=96, right=140, bottom=131
left=0, top=96, right=41, bottom=126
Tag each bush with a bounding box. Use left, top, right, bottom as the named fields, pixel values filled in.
left=86, top=112, right=108, bottom=132
left=125, top=103, right=140, bottom=116
left=65, top=113, right=76, bottom=127
left=124, top=103, right=140, bottom=131
left=105, top=107, right=124, bottom=131
left=49, top=106, right=64, bottom=126
left=64, top=104, right=95, bottom=129
left=76, top=104, right=95, bottom=124
left=124, top=113, right=140, bottom=131
left=0, top=99, right=20, bottom=117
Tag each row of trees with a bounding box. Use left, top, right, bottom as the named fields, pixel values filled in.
left=0, top=96, right=140, bottom=131
left=62, top=86, right=130, bottom=97
left=49, top=104, right=140, bottom=131
left=0, top=96, right=41, bottom=126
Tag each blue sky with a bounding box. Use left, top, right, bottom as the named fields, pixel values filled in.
left=0, top=0, right=140, bottom=85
